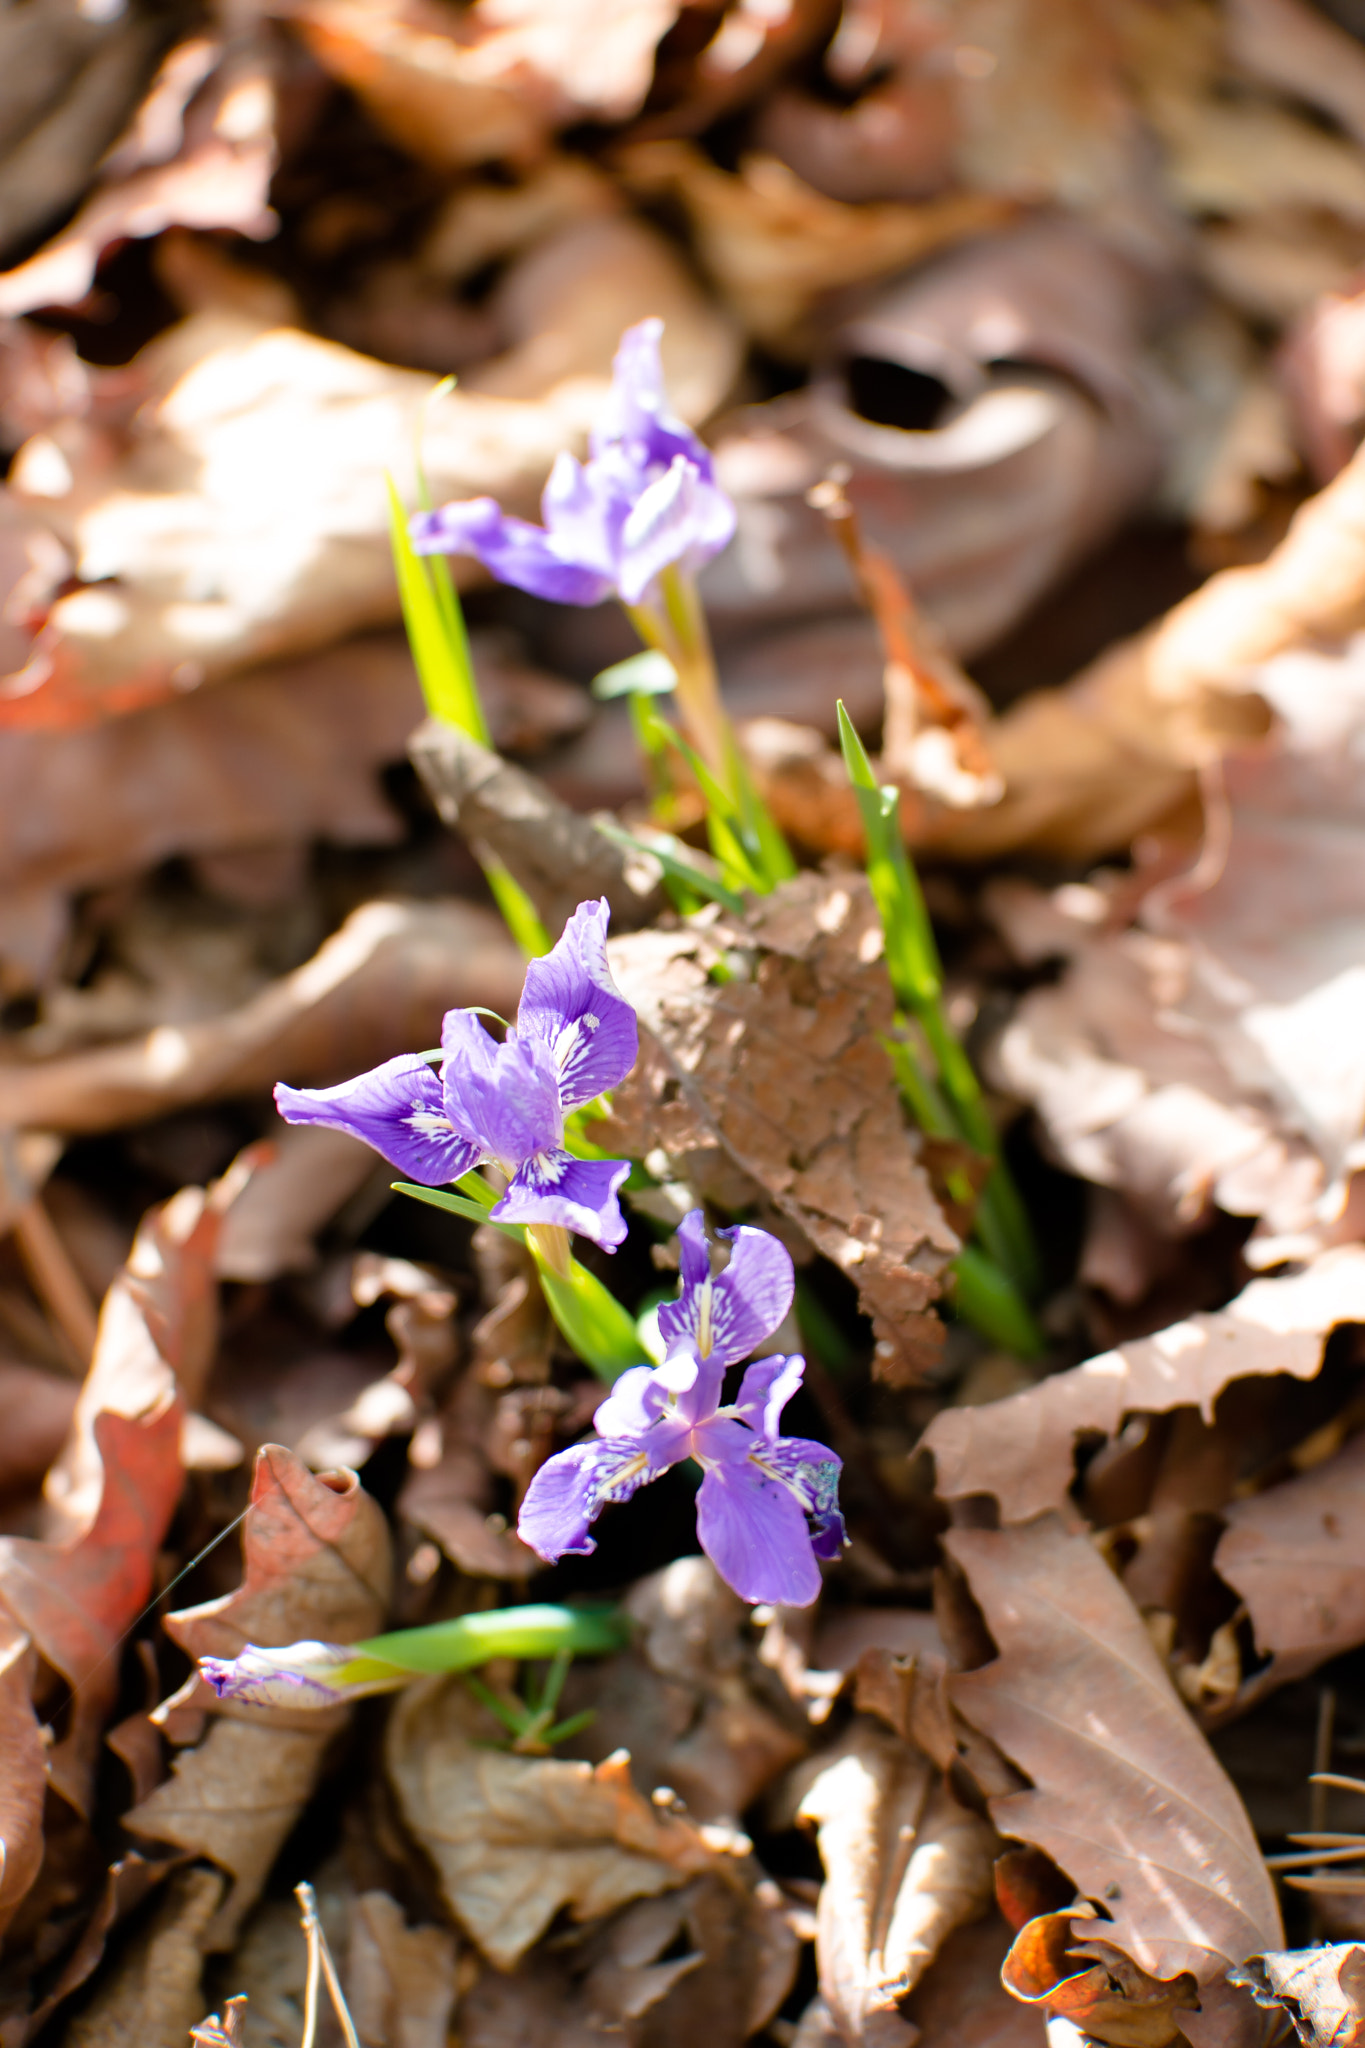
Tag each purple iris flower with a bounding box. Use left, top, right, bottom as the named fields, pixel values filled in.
left=518, top=1210, right=845, bottom=1606
left=409, top=319, right=736, bottom=609
left=273, top=898, right=637, bottom=1250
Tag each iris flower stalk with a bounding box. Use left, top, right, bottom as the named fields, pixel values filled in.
left=410, top=319, right=789, bottom=883
left=518, top=1209, right=845, bottom=1607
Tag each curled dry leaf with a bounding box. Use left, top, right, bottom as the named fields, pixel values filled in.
left=922, top=1249, right=1365, bottom=1523
left=563, top=1558, right=808, bottom=1825
left=0, top=29, right=277, bottom=321
left=599, top=872, right=959, bottom=1383
left=1229, top=1943, right=1365, bottom=2048
left=0, top=896, right=524, bottom=1138
left=386, top=1679, right=749, bottom=1970
left=1001, top=1908, right=1200, bottom=2048
left=63, top=1865, right=226, bottom=2048
left=944, top=1518, right=1282, bottom=2002
left=1212, top=1428, right=1365, bottom=1713
left=797, top=1718, right=997, bottom=2046
left=126, top=1446, right=391, bottom=1947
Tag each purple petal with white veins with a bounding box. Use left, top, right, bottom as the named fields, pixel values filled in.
left=695, top=1458, right=822, bottom=1606
left=540, top=450, right=626, bottom=580
left=616, top=457, right=735, bottom=607
left=274, top=1058, right=479, bottom=1186
left=494, top=1151, right=630, bottom=1247
left=657, top=1217, right=794, bottom=1368
left=199, top=1641, right=361, bottom=1708
left=514, top=899, right=638, bottom=1111
left=409, top=497, right=613, bottom=607
left=518, top=1433, right=674, bottom=1560
left=442, top=1017, right=563, bottom=1166
left=755, top=1435, right=846, bottom=1559
left=734, top=1353, right=806, bottom=1440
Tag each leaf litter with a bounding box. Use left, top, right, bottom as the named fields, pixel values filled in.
left=6, top=5, right=1365, bottom=2048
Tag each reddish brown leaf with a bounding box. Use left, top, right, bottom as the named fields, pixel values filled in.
left=0, top=1625, right=44, bottom=1942
left=1002, top=1908, right=1201, bottom=2048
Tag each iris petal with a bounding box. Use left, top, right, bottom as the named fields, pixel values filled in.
left=274, top=1057, right=480, bottom=1187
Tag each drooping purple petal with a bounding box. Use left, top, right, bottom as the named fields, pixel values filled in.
left=274, top=1057, right=480, bottom=1187
left=734, top=1353, right=806, bottom=1441
left=494, top=1151, right=630, bottom=1248
left=518, top=1435, right=666, bottom=1560
left=657, top=1213, right=794, bottom=1368
left=442, top=1016, right=563, bottom=1166
left=616, top=455, right=737, bottom=606
left=410, top=496, right=613, bottom=607
left=514, top=899, right=638, bottom=1111
left=695, top=1458, right=823, bottom=1606
left=755, top=1436, right=846, bottom=1560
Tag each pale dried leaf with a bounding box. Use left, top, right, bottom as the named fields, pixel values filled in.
left=64, top=1866, right=225, bottom=2048
left=386, top=1679, right=742, bottom=1969
left=1230, top=1944, right=1365, bottom=2048
left=0, top=1626, right=43, bottom=1942
left=346, top=1891, right=458, bottom=2048
left=923, top=1250, right=1365, bottom=1522
left=945, top=1517, right=1282, bottom=1991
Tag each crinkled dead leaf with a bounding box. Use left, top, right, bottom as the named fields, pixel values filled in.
left=797, top=1717, right=996, bottom=2046
left=0, top=30, right=276, bottom=321
left=1001, top=1908, right=1200, bottom=2048
left=0, top=896, right=523, bottom=1137
left=347, top=1890, right=458, bottom=2048
left=385, top=1678, right=748, bottom=1970
left=945, top=1517, right=1282, bottom=1994
left=1213, top=1429, right=1365, bottom=1714
left=126, top=1446, right=391, bottom=1946
left=600, top=872, right=959, bottom=1383
left=619, top=140, right=1013, bottom=353
left=922, top=1249, right=1365, bottom=1523
left=63, top=1865, right=225, bottom=2048
left=561, top=1558, right=808, bottom=1824
left=1229, top=1943, right=1365, bottom=2048
left=4, top=214, right=736, bottom=726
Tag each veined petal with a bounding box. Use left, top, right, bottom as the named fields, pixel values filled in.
left=410, top=497, right=613, bottom=607
left=755, top=1435, right=846, bottom=1560
left=518, top=1433, right=674, bottom=1560
left=592, top=1363, right=669, bottom=1439
left=514, top=899, right=638, bottom=1111
left=657, top=1214, right=794, bottom=1368
left=200, top=1640, right=374, bottom=1709
left=593, top=318, right=715, bottom=480
left=274, top=1057, right=479, bottom=1186
left=695, top=1459, right=822, bottom=1606
left=494, top=1151, right=630, bottom=1247
left=734, top=1353, right=806, bottom=1440
left=443, top=1017, right=563, bottom=1165
left=616, top=457, right=705, bottom=606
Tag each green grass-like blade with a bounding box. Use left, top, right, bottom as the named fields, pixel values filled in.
left=387, top=476, right=489, bottom=742
left=950, top=1245, right=1044, bottom=1357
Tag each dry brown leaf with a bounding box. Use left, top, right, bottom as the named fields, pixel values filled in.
left=213, top=1128, right=381, bottom=1285
left=0, top=1362, right=78, bottom=1503
left=945, top=1517, right=1282, bottom=2001
left=0, top=1626, right=43, bottom=1942
left=63, top=1866, right=225, bottom=2048
left=386, top=1678, right=747, bottom=1970
left=1229, top=1944, right=1365, bottom=2048
left=127, top=1446, right=391, bottom=1946
left=1213, top=1429, right=1365, bottom=1712
left=923, top=1249, right=1365, bottom=1523
left=619, top=140, right=1013, bottom=353
left=1000, top=1907, right=1200, bottom=2048
left=0, top=32, right=276, bottom=321
left=4, top=215, right=736, bottom=726
left=346, top=1891, right=458, bottom=2048
left=599, top=872, right=959, bottom=1383
left=798, top=1719, right=997, bottom=2045
left=902, top=1911, right=1048, bottom=2048
left=0, top=896, right=523, bottom=1137
left=561, top=1558, right=808, bottom=1824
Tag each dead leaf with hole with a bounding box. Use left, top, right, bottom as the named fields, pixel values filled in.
left=598, top=872, right=959, bottom=1384
left=559, top=1558, right=808, bottom=1825
left=797, top=1716, right=997, bottom=2046
left=1212, top=1429, right=1365, bottom=1715
left=922, top=1249, right=1365, bottom=1523
left=1229, top=1943, right=1365, bottom=2048
left=944, top=1517, right=1282, bottom=2015
left=386, top=1678, right=751, bottom=1970
left=1001, top=1908, right=1201, bottom=2048
left=125, top=1445, right=391, bottom=1947
left=0, top=895, right=523, bottom=1138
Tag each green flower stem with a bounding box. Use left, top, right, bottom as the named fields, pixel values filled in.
left=329, top=1604, right=630, bottom=1691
